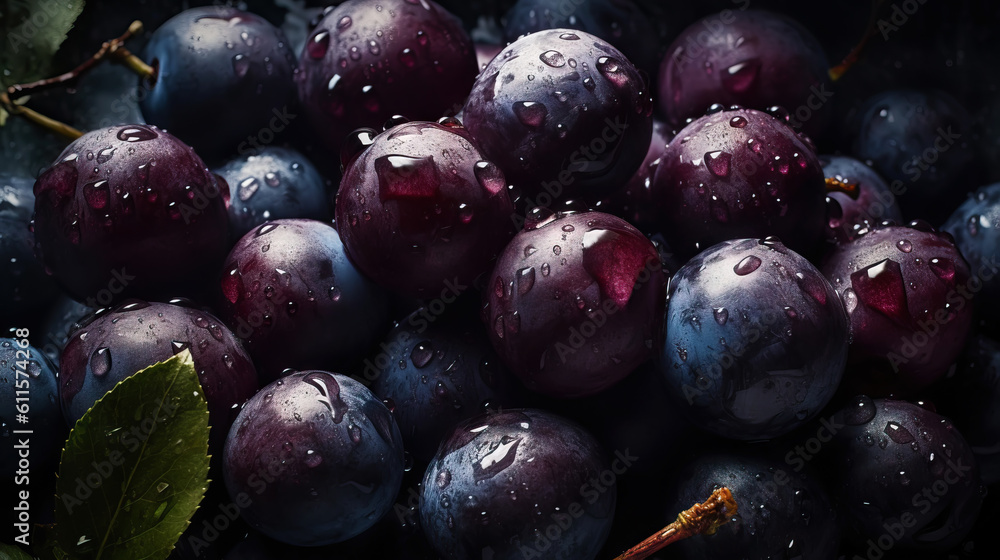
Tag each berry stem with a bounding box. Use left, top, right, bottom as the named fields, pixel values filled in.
left=0, top=93, right=83, bottom=140
left=612, top=487, right=738, bottom=560
left=110, top=45, right=157, bottom=81
left=6, top=20, right=146, bottom=99
left=828, top=0, right=889, bottom=81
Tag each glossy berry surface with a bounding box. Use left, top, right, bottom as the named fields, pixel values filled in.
left=369, top=307, right=519, bottom=463
left=939, top=335, right=1000, bottom=486
left=820, top=154, right=903, bottom=243
left=296, top=0, right=478, bottom=153
left=223, top=371, right=405, bottom=546
left=32, top=124, right=230, bottom=305
left=59, top=300, right=257, bottom=452
left=217, top=219, right=389, bottom=382
left=419, top=408, right=614, bottom=560
left=1, top=339, right=65, bottom=478
left=462, top=28, right=653, bottom=204
left=826, top=397, right=984, bottom=552
left=649, top=106, right=826, bottom=260
left=140, top=6, right=298, bottom=159
left=663, top=451, right=840, bottom=559
left=215, top=146, right=330, bottom=239
left=482, top=210, right=665, bottom=398
left=600, top=120, right=671, bottom=232
left=336, top=120, right=515, bottom=298
left=821, top=224, right=974, bottom=395
left=0, top=174, right=60, bottom=319
left=850, top=89, right=976, bottom=223
left=658, top=10, right=832, bottom=140
left=659, top=238, right=848, bottom=440
left=942, top=182, right=1000, bottom=333
left=503, top=0, right=659, bottom=75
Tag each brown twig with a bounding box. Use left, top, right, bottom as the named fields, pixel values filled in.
left=829, top=0, right=890, bottom=81
left=7, top=20, right=146, bottom=99
left=613, top=487, right=738, bottom=560
left=1, top=92, right=83, bottom=139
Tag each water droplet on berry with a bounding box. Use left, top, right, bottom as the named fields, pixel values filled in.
left=516, top=267, right=535, bottom=294
left=734, top=255, right=762, bottom=275
left=232, top=54, right=250, bottom=78
left=84, top=180, right=110, bottom=209
left=411, top=342, right=434, bottom=368
left=713, top=307, right=729, bottom=325
left=512, top=101, right=547, bottom=128
left=116, top=126, right=157, bottom=142
left=704, top=151, right=731, bottom=177
left=90, top=347, right=111, bottom=377
left=539, top=50, right=566, bottom=68
left=474, top=161, right=505, bottom=194
left=722, top=59, right=760, bottom=93
left=238, top=177, right=259, bottom=201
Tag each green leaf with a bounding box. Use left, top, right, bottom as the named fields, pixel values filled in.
left=0, top=0, right=85, bottom=88
left=0, top=542, right=34, bottom=560
left=54, top=350, right=210, bottom=560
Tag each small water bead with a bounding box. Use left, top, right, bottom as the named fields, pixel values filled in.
left=307, top=31, right=330, bottom=59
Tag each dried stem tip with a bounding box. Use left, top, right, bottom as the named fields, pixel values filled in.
left=613, top=487, right=738, bottom=560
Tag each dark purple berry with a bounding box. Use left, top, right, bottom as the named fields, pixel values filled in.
left=659, top=10, right=832, bottom=140
left=850, top=89, right=977, bottom=223
left=59, top=300, right=258, bottom=453
left=140, top=7, right=298, bottom=158
left=821, top=224, right=974, bottom=395
left=214, top=146, right=331, bottom=239
left=650, top=106, right=826, bottom=259
left=368, top=307, right=520, bottom=463
left=223, top=371, right=404, bottom=546
left=503, top=0, right=659, bottom=75
left=482, top=210, right=665, bottom=398
left=217, top=219, right=389, bottom=382
left=336, top=121, right=515, bottom=299
left=659, top=238, right=848, bottom=440
left=32, top=124, right=230, bottom=305
left=820, top=154, right=903, bottom=243
left=463, top=28, right=653, bottom=205
left=419, top=408, right=614, bottom=560
left=826, top=398, right=984, bottom=552
left=296, top=0, right=478, bottom=153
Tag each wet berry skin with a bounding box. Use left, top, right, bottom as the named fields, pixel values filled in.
left=940, top=335, right=1000, bottom=486
left=58, top=301, right=258, bottom=453
left=663, top=451, right=840, bottom=560
left=820, top=224, right=974, bottom=396
left=223, top=371, right=405, bottom=546
left=140, top=6, right=298, bottom=159
left=217, top=219, right=389, bottom=382
left=296, top=0, right=478, bottom=153
left=368, top=307, right=520, bottom=464
left=820, top=154, right=903, bottom=243
left=336, top=121, right=515, bottom=299
left=503, top=0, right=659, bottom=75
left=658, top=238, right=848, bottom=440
left=0, top=174, right=60, bottom=319
left=462, top=28, right=653, bottom=204
left=649, top=106, right=827, bottom=260
left=658, top=10, right=832, bottom=140
left=214, top=146, right=330, bottom=240
left=482, top=210, right=665, bottom=398
left=825, top=398, right=984, bottom=552
left=599, top=120, right=671, bottom=232
left=32, top=124, right=230, bottom=305
left=419, top=408, right=615, bottom=560
left=850, top=89, right=977, bottom=224
left=1, top=339, right=65, bottom=481
left=942, top=182, right=1000, bottom=333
